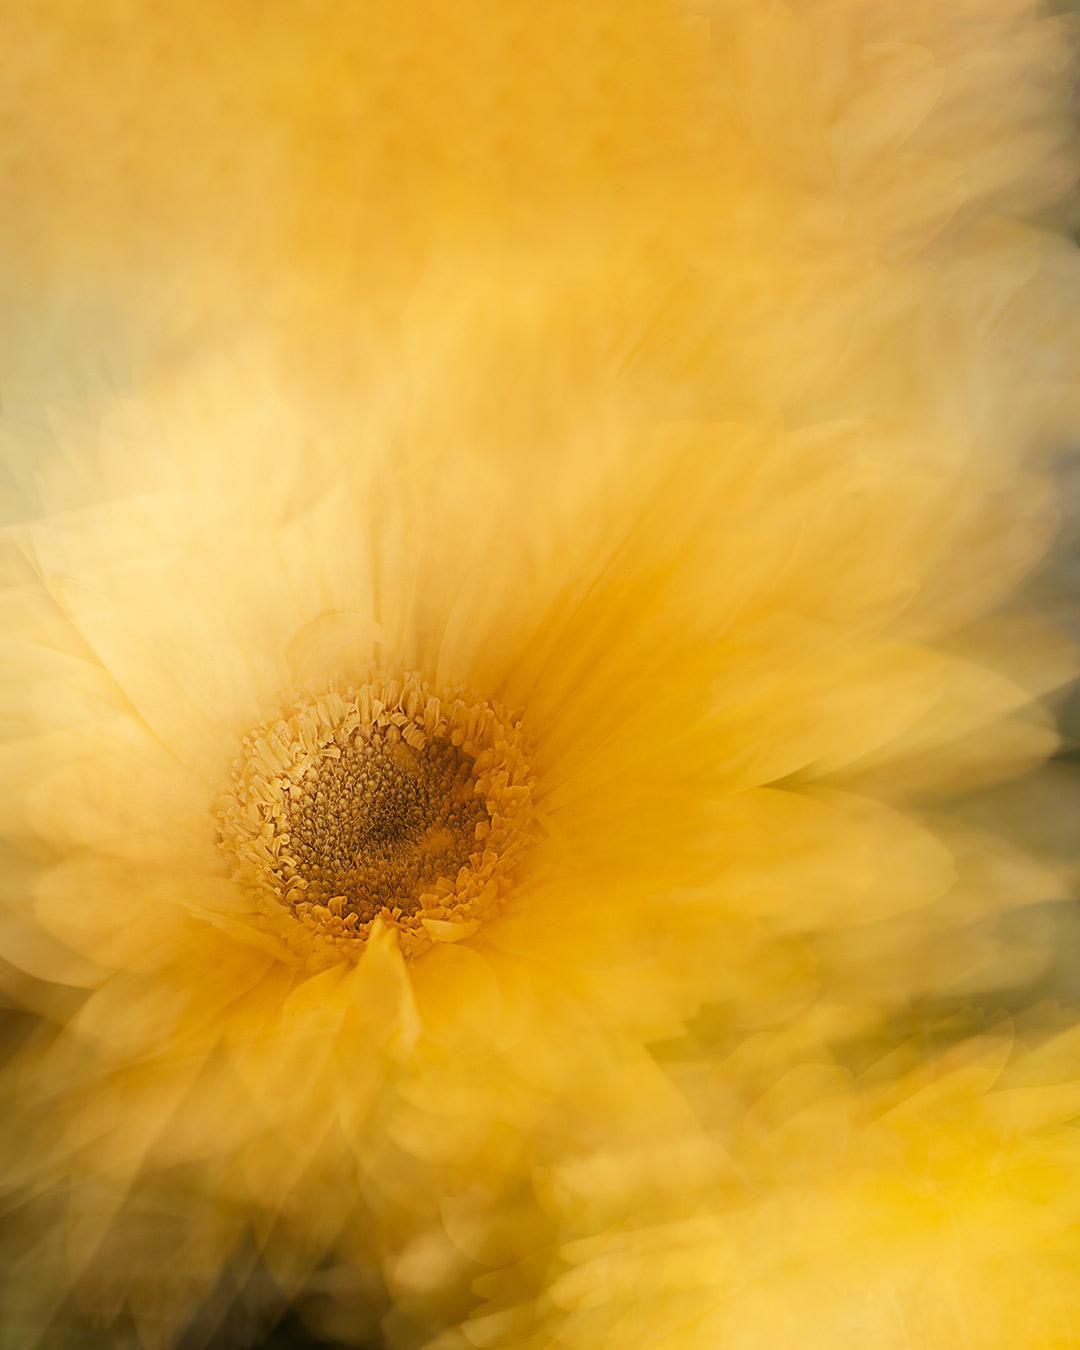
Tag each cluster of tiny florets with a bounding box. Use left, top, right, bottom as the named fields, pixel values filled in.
left=217, top=671, right=535, bottom=961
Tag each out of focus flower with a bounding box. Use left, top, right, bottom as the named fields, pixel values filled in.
left=0, top=1, right=1077, bottom=1348
left=459, top=1016, right=1080, bottom=1350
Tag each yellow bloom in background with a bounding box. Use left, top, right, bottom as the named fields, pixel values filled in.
left=461, top=1017, right=1080, bottom=1350
left=0, top=1, right=1077, bottom=1348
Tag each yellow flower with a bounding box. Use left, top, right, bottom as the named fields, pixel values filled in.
left=0, top=0, right=1077, bottom=1346
left=465, top=1019, right=1080, bottom=1350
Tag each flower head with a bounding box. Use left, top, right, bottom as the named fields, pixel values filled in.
left=0, top=0, right=1078, bottom=1346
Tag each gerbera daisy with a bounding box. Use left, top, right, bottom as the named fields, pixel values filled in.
left=0, top=0, right=1077, bottom=1346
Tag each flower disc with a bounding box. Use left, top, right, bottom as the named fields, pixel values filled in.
left=218, top=671, right=535, bottom=959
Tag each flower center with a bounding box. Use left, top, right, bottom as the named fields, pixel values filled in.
left=290, top=735, right=489, bottom=919
left=218, top=672, right=534, bottom=960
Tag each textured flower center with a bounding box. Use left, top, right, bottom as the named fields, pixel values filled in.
left=218, top=672, right=534, bottom=960
left=289, top=736, right=489, bottom=920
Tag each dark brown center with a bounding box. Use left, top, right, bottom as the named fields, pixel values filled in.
left=283, top=731, right=489, bottom=922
